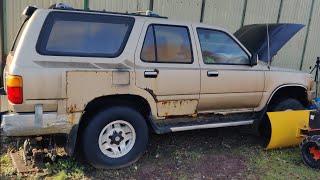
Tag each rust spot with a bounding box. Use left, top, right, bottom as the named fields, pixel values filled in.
left=191, top=112, right=198, bottom=118
left=67, top=104, right=77, bottom=113
left=157, top=99, right=198, bottom=117
left=68, top=113, right=76, bottom=124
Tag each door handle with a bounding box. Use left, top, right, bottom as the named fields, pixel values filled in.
left=207, top=70, right=219, bottom=77
left=144, top=69, right=158, bottom=78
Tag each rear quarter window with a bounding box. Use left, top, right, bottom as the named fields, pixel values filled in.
left=36, top=11, right=135, bottom=57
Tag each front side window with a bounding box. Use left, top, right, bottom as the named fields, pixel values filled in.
left=141, top=24, right=193, bottom=63
left=197, top=28, right=250, bottom=65
left=37, top=12, right=135, bottom=57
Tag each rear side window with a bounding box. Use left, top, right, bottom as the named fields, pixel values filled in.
left=37, top=12, right=135, bottom=57
left=141, top=24, right=193, bottom=63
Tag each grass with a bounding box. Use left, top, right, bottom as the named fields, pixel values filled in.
left=1, top=126, right=319, bottom=179
left=45, top=158, right=85, bottom=179
left=247, top=148, right=319, bottom=179
left=0, top=154, right=15, bottom=178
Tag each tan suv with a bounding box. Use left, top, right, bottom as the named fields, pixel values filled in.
left=0, top=5, right=315, bottom=168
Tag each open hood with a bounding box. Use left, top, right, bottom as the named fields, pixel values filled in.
left=234, top=24, right=304, bottom=62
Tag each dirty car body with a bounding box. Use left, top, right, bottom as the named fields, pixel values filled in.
left=0, top=5, right=315, bottom=168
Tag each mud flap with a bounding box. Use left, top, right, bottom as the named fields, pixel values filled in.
left=0, top=95, right=8, bottom=113
left=266, top=110, right=310, bottom=150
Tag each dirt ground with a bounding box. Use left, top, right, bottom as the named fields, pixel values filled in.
left=1, top=125, right=319, bottom=179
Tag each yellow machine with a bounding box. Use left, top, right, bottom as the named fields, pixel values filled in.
left=266, top=110, right=310, bottom=149
left=266, top=110, right=320, bottom=169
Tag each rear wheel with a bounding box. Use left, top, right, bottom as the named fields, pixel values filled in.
left=260, top=98, right=306, bottom=146
left=81, top=107, right=149, bottom=169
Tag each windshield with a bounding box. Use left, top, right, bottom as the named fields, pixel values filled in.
left=11, top=18, right=28, bottom=53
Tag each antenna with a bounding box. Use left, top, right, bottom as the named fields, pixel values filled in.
left=267, top=24, right=271, bottom=69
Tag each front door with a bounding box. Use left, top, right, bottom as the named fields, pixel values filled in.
left=194, top=27, right=265, bottom=113
left=135, top=22, right=200, bottom=117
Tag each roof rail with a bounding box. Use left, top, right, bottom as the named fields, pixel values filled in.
left=47, top=3, right=167, bottom=19
left=49, top=3, right=73, bottom=9
left=131, top=10, right=165, bottom=18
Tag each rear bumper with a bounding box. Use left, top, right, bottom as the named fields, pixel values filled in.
left=1, top=112, right=72, bottom=136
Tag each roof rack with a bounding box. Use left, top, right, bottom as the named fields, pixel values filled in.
left=50, top=3, right=168, bottom=19
left=131, top=10, right=164, bottom=18
left=49, top=3, right=73, bottom=9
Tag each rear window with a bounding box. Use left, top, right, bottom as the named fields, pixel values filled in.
left=36, top=12, right=135, bottom=57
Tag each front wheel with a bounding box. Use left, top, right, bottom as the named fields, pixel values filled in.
left=269, top=98, right=305, bottom=111
left=81, top=107, right=149, bottom=169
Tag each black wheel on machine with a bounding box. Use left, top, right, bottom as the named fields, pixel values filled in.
left=81, top=106, right=149, bottom=169
left=259, top=98, right=306, bottom=146
left=300, top=135, right=320, bottom=169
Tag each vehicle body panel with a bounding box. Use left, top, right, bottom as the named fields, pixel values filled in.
left=191, top=24, right=266, bottom=112
left=134, top=20, right=201, bottom=117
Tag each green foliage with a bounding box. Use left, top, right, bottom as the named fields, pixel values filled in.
left=246, top=147, right=320, bottom=179
left=0, top=154, right=15, bottom=177
left=52, top=171, right=67, bottom=180
left=45, top=158, right=85, bottom=179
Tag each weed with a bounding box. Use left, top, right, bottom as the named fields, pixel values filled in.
left=0, top=154, right=15, bottom=177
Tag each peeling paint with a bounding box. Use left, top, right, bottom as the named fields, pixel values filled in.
left=157, top=99, right=198, bottom=117
left=66, top=71, right=157, bottom=118
left=67, top=104, right=77, bottom=113
left=68, top=113, right=75, bottom=124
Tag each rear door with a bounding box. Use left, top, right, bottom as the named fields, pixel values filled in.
left=135, top=21, right=200, bottom=117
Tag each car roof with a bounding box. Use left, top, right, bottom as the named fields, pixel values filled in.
left=47, top=7, right=168, bottom=19
left=43, top=8, right=227, bottom=32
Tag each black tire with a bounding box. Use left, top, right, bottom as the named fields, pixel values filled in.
left=270, top=98, right=305, bottom=111
left=300, top=135, right=320, bottom=169
left=81, top=106, right=149, bottom=169
left=260, top=98, right=306, bottom=146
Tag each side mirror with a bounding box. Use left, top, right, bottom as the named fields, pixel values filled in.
left=250, top=54, right=258, bottom=66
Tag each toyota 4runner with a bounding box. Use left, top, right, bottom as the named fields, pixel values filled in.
left=0, top=5, right=315, bottom=168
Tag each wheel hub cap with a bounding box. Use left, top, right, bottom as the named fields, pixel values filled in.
left=98, top=120, right=136, bottom=158
left=109, top=131, right=124, bottom=145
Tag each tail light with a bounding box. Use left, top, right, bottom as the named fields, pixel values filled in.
left=6, top=75, right=23, bottom=104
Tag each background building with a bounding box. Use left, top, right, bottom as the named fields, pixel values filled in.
left=0, top=0, right=319, bottom=73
